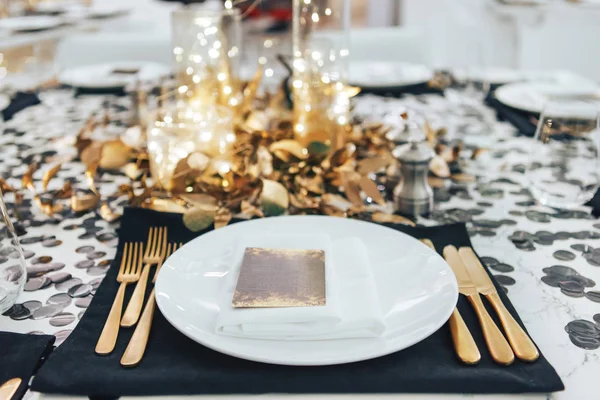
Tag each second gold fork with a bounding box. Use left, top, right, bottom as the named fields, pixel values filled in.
left=121, top=227, right=168, bottom=327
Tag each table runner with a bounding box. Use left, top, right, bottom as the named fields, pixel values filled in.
left=31, top=207, right=563, bottom=396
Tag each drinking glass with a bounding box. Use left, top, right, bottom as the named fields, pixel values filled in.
left=526, top=100, right=600, bottom=209
left=444, top=38, right=490, bottom=107
left=148, top=102, right=235, bottom=191
left=0, top=188, right=26, bottom=314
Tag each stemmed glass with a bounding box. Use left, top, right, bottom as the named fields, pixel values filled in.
left=525, top=100, right=600, bottom=209
left=0, top=188, right=26, bottom=314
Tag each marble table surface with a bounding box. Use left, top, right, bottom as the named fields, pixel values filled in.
left=0, top=87, right=598, bottom=400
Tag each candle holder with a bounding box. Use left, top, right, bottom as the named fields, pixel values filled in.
left=171, top=8, right=242, bottom=109
left=148, top=102, right=235, bottom=191
left=292, top=0, right=351, bottom=155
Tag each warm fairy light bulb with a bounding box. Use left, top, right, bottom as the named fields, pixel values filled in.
left=224, top=0, right=232, bottom=9
left=293, top=79, right=303, bottom=89
left=265, top=68, right=274, bottom=77
left=217, top=72, right=227, bottom=81
left=178, top=85, right=188, bottom=94
left=325, top=8, right=332, bottom=16
left=173, top=47, right=183, bottom=55
left=311, top=12, right=319, bottom=23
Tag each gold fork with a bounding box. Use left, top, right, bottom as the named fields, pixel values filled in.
left=95, top=242, right=143, bottom=355
left=121, top=242, right=183, bottom=367
left=121, top=227, right=167, bottom=327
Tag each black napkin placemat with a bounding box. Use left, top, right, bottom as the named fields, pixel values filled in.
left=0, top=331, right=55, bottom=400
left=33, top=207, right=563, bottom=396
left=485, top=94, right=537, bottom=137
left=2, top=92, right=41, bottom=121
left=358, top=82, right=442, bottom=97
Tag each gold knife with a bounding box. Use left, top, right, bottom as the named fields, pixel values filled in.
left=0, top=378, right=21, bottom=400
left=421, top=239, right=480, bottom=364
left=443, top=246, right=514, bottom=365
left=458, top=247, right=539, bottom=362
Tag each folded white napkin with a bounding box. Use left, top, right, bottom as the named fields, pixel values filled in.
left=215, top=235, right=385, bottom=340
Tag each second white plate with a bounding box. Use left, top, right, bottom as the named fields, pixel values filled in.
left=348, top=61, right=434, bottom=90
left=155, top=216, right=458, bottom=366
left=58, top=62, right=170, bottom=89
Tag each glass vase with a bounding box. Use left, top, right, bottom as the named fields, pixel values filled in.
left=0, top=188, right=26, bottom=314
left=292, top=0, right=351, bottom=154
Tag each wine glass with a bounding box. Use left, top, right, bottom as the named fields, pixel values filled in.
left=0, top=188, right=26, bottom=314
left=526, top=100, right=600, bottom=209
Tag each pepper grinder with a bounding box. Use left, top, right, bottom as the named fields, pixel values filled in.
left=393, top=139, right=434, bottom=217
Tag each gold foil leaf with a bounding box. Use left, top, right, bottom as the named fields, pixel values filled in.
left=183, top=207, right=215, bottom=232
left=428, top=176, right=446, bottom=189
left=86, top=161, right=99, bottom=195
left=451, top=173, right=475, bottom=183
left=329, top=143, right=356, bottom=169
left=99, top=202, right=121, bottom=222
left=99, top=139, right=132, bottom=169
left=241, top=200, right=264, bottom=218
left=124, top=163, right=142, bottom=180
left=0, top=178, right=16, bottom=193
left=179, top=194, right=218, bottom=211
left=269, top=140, right=308, bottom=160
left=22, top=162, right=39, bottom=192
left=341, top=172, right=363, bottom=207
left=429, top=155, right=450, bottom=178
left=344, top=85, right=361, bottom=98
left=214, top=207, right=233, bottom=229
left=80, top=141, right=103, bottom=166
left=70, top=193, right=100, bottom=212
left=471, top=148, right=488, bottom=160
left=146, top=198, right=188, bottom=214
left=54, top=181, right=73, bottom=199
left=34, top=195, right=62, bottom=216
left=371, top=212, right=416, bottom=226
left=42, top=162, right=62, bottom=191
left=256, top=146, right=274, bottom=177
left=357, top=154, right=394, bottom=175
left=321, top=193, right=353, bottom=212
left=289, top=193, right=319, bottom=210
left=260, top=179, right=289, bottom=217
left=358, top=176, right=386, bottom=205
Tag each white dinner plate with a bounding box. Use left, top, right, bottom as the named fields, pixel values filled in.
left=84, top=5, right=130, bottom=19
left=348, top=61, right=434, bottom=90
left=58, top=62, right=170, bottom=89
left=0, top=16, right=62, bottom=32
left=495, top=82, right=600, bottom=114
left=155, top=216, right=458, bottom=366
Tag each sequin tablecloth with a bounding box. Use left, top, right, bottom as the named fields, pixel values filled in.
left=1, top=89, right=599, bottom=400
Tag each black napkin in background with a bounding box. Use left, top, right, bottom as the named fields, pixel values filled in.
left=72, top=86, right=127, bottom=97
left=1, top=92, right=41, bottom=121
left=485, top=94, right=537, bottom=137
left=33, top=207, right=563, bottom=396
left=0, top=331, right=55, bottom=400
left=358, top=82, right=442, bottom=97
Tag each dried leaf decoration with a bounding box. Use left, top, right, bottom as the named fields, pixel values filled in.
left=183, top=207, right=215, bottom=232
left=269, top=140, right=308, bottom=161
left=71, top=193, right=100, bottom=212
left=80, top=142, right=103, bottom=166
left=0, top=178, right=16, bottom=193
left=358, top=176, right=385, bottom=205
left=371, top=212, right=415, bottom=226
left=99, top=202, right=121, bottom=223
left=341, top=171, right=363, bottom=207
left=260, top=179, right=289, bottom=217
left=86, top=161, right=99, bottom=195
left=214, top=207, right=232, bottom=229
left=429, top=155, right=450, bottom=178
left=42, top=162, right=62, bottom=191
left=451, top=173, right=475, bottom=183
left=22, top=162, right=39, bottom=192
left=99, top=139, right=132, bottom=169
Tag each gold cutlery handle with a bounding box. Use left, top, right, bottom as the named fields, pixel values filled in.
left=121, top=288, right=156, bottom=367
left=121, top=263, right=151, bottom=327
left=486, top=292, right=539, bottom=362
left=0, top=378, right=21, bottom=400
left=95, top=282, right=127, bottom=355
left=467, top=294, right=514, bottom=365
left=449, top=307, right=481, bottom=364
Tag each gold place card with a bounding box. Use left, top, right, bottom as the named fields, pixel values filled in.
left=232, top=247, right=326, bottom=308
